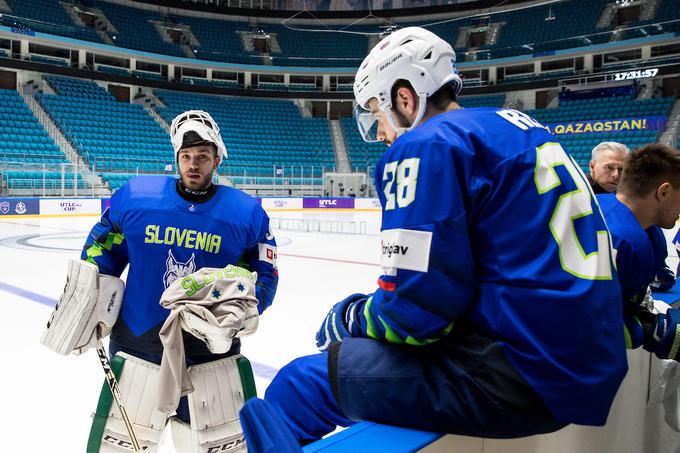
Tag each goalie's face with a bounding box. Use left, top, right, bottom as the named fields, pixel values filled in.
left=177, top=145, right=220, bottom=190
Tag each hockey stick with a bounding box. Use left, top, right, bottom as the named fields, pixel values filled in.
left=95, top=334, right=142, bottom=452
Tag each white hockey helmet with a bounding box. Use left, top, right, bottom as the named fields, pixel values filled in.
left=170, top=110, right=227, bottom=162
left=353, top=26, right=462, bottom=142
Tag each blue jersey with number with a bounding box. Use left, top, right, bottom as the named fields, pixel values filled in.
left=347, top=108, right=626, bottom=425
left=81, top=176, right=278, bottom=355
left=598, top=193, right=667, bottom=304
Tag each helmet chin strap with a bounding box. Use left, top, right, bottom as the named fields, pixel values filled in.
left=384, top=94, right=428, bottom=140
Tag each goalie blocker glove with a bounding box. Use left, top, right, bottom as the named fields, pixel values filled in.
left=41, top=259, right=124, bottom=355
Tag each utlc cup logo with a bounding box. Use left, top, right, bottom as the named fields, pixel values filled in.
left=319, top=199, right=337, bottom=207
left=60, top=201, right=83, bottom=212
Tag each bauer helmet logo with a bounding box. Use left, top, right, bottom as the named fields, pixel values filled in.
left=379, top=53, right=402, bottom=72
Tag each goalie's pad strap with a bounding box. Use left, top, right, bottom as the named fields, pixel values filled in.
left=171, top=355, right=255, bottom=452
left=41, top=259, right=124, bottom=355
left=88, top=353, right=171, bottom=452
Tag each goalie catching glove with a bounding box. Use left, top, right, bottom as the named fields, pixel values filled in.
left=157, top=264, right=259, bottom=413
left=40, top=259, right=124, bottom=355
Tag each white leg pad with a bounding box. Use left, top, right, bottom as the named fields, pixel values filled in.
left=170, top=355, right=252, bottom=452
left=92, top=353, right=171, bottom=452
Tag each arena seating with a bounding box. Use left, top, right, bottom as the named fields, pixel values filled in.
left=341, top=116, right=386, bottom=172
left=5, top=0, right=103, bottom=43
left=91, top=0, right=185, bottom=58
left=153, top=90, right=335, bottom=182
left=0, top=88, right=84, bottom=190
left=6, top=0, right=678, bottom=69
left=342, top=93, right=506, bottom=171
left=525, top=95, right=675, bottom=171
left=458, top=94, right=506, bottom=108
left=36, top=77, right=171, bottom=191
left=175, top=16, right=258, bottom=65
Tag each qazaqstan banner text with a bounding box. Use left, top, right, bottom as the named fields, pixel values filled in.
left=545, top=116, right=667, bottom=135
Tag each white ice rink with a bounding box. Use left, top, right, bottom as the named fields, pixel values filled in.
left=0, top=210, right=382, bottom=452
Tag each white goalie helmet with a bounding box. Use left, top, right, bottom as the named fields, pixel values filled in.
left=353, top=26, right=463, bottom=142
left=170, top=110, right=227, bottom=162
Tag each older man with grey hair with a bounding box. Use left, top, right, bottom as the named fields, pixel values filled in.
left=588, top=141, right=629, bottom=193
left=588, top=141, right=676, bottom=291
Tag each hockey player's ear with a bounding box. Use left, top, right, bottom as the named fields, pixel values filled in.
left=394, top=86, right=418, bottom=119
left=657, top=182, right=671, bottom=201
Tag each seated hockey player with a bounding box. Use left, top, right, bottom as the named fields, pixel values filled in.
left=240, top=27, right=628, bottom=448
left=587, top=141, right=676, bottom=293
left=41, top=110, right=278, bottom=452
left=597, top=143, right=680, bottom=362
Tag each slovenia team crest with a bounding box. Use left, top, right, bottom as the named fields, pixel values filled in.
left=163, top=250, right=196, bottom=288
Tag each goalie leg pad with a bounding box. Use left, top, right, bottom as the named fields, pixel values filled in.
left=88, top=352, right=171, bottom=452
left=41, top=259, right=124, bottom=355
left=171, top=355, right=256, bottom=452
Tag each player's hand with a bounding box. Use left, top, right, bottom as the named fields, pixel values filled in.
left=650, top=264, right=676, bottom=293
left=315, top=294, right=364, bottom=351
left=644, top=308, right=680, bottom=361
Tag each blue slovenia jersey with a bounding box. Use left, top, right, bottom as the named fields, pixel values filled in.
left=81, top=176, right=278, bottom=354
left=598, top=193, right=667, bottom=304
left=347, top=107, right=626, bottom=425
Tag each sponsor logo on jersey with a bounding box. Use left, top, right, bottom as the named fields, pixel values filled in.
left=0, top=202, right=8, bottom=214
left=14, top=202, right=26, bottom=214
left=380, top=228, right=432, bottom=273
left=258, top=243, right=277, bottom=266
left=145, top=224, right=222, bottom=254
left=163, top=250, right=197, bottom=289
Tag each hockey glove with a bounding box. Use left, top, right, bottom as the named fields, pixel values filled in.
left=643, top=308, right=680, bottom=362
left=315, top=294, right=365, bottom=352
left=650, top=264, right=676, bottom=293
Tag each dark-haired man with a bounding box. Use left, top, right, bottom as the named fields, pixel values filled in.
left=44, top=110, right=278, bottom=452
left=597, top=143, right=680, bottom=360
left=241, top=27, right=626, bottom=448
